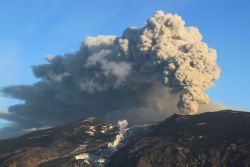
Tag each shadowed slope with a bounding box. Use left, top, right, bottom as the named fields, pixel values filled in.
left=108, top=110, right=250, bottom=167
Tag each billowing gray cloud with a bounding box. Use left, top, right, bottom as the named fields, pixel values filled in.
left=0, top=11, right=222, bottom=139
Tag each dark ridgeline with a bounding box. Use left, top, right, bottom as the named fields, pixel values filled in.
left=109, top=110, right=250, bottom=167
left=1, top=110, right=250, bottom=167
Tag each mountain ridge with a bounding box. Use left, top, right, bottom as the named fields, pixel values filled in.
left=1, top=110, right=250, bottom=167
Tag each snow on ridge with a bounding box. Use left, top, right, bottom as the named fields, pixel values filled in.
left=196, top=122, right=207, bottom=126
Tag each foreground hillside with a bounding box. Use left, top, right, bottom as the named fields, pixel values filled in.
left=1, top=110, right=250, bottom=167
left=109, top=110, right=250, bottom=167
left=0, top=118, right=120, bottom=167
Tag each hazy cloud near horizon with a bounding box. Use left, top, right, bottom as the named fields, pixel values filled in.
left=0, top=11, right=224, bottom=139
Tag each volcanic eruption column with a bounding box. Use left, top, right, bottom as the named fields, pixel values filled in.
left=1, top=11, right=221, bottom=138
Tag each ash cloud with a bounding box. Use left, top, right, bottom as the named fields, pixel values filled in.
left=0, top=11, right=222, bottom=139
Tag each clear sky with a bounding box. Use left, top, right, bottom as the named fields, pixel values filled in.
left=0, top=0, right=249, bottom=127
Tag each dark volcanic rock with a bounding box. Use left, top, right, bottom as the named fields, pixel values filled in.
left=108, top=110, right=250, bottom=167
left=1, top=110, right=250, bottom=167
left=0, top=117, right=118, bottom=167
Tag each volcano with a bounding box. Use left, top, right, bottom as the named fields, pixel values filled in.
left=1, top=110, right=250, bottom=167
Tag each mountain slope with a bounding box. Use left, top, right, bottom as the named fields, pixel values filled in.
left=108, top=110, right=250, bottom=167
left=0, top=117, right=119, bottom=167
left=0, top=110, right=250, bottom=167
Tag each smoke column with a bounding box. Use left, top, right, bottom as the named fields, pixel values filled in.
left=0, top=11, right=221, bottom=139
left=108, top=120, right=128, bottom=151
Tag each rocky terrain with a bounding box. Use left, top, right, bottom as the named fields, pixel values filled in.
left=0, top=117, right=121, bottom=167
left=1, top=110, right=250, bottom=167
left=109, top=110, right=250, bottom=167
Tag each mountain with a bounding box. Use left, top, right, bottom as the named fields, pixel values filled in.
left=1, top=110, right=250, bottom=167
left=108, top=110, right=250, bottom=167
left=0, top=118, right=120, bottom=167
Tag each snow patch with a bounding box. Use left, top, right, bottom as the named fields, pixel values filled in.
left=196, top=122, right=207, bottom=126
left=86, top=126, right=96, bottom=136
left=75, top=153, right=106, bottom=167
left=28, top=134, right=49, bottom=140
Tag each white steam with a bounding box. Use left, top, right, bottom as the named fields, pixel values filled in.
left=108, top=120, right=128, bottom=151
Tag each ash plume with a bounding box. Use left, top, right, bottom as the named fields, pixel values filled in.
left=0, top=11, right=221, bottom=139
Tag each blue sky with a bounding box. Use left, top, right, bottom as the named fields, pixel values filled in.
left=0, top=0, right=250, bottom=127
